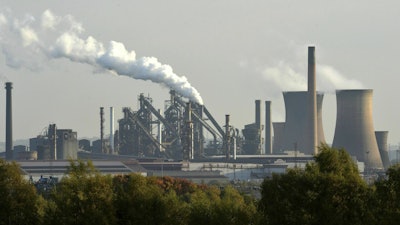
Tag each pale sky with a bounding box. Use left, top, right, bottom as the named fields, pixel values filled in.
left=0, top=0, right=399, bottom=146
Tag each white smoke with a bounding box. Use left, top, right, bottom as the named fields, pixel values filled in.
left=0, top=9, right=204, bottom=105
left=261, top=61, right=364, bottom=92
left=318, top=64, right=364, bottom=92
left=261, top=61, right=307, bottom=91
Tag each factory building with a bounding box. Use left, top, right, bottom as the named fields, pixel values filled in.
left=116, top=91, right=230, bottom=160
left=242, top=100, right=263, bottom=155
left=78, top=139, right=91, bottom=151
left=1, top=46, right=389, bottom=183
left=56, top=129, right=78, bottom=159
left=29, top=125, right=78, bottom=160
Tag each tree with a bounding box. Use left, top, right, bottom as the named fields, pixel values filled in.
left=113, top=174, right=189, bottom=225
left=0, top=159, right=45, bottom=225
left=374, top=164, right=400, bottom=225
left=214, top=185, right=259, bottom=225
left=259, top=145, right=374, bottom=225
left=46, top=160, right=115, bottom=225
left=187, top=185, right=220, bottom=225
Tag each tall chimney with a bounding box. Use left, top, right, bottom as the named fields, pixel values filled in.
left=5, top=82, right=13, bottom=160
left=308, top=46, right=318, bottom=155
left=225, top=114, right=231, bottom=159
left=109, top=107, right=114, bottom=154
left=100, top=107, right=104, bottom=153
left=265, top=101, right=272, bottom=154
left=255, top=100, right=261, bottom=127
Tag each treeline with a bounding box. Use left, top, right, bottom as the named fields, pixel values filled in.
left=0, top=159, right=258, bottom=225
left=2, top=145, right=400, bottom=225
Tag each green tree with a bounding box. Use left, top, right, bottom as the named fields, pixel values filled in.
left=0, top=159, right=45, bottom=225
left=113, top=174, right=188, bottom=225
left=374, top=164, right=400, bottom=225
left=214, top=185, right=258, bottom=225
left=187, top=186, right=220, bottom=225
left=259, top=145, right=374, bottom=225
left=46, top=160, right=115, bottom=225
left=187, top=184, right=258, bottom=225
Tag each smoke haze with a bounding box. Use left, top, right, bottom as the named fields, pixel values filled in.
left=0, top=9, right=204, bottom=104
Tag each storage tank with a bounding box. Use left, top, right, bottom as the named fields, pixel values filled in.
left=332, top=89, right=383, bottom=169
left=280, top=91, right=325, bottom=155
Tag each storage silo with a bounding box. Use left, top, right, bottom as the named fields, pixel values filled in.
left=332, top=90, right=383, bottom=169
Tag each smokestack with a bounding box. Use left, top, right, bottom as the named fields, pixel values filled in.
left=255, top=100, right=261, bottom=127
left=225, top=114, right=231, bottom=159
left=308, top=46, right=318, bottom=155
left=5, top=82, right=13, bottom=160
left=375, top=131, right=390, bottom=169
left=265, top=101, right=272, bottom=154
left=233, top=129, right=237, bottom=160
left=110, top=107, right=114, bottom=154
left=100, top=107, right=104, bottom=154
left=332, top=90, right=383, bottom=169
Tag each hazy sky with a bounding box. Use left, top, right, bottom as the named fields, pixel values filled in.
left=0, top=1, right=399, bottom=146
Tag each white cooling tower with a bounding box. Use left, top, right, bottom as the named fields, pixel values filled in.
left=280, top=91, right=325, bottom=155
left=375, top=131, right=390, bottom=169
left=332, top=90, right=383, bottom=169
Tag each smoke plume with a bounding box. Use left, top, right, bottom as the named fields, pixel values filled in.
left=0, top=9, right=204, bottom=105
left=261, top=62, right=364, bottom=93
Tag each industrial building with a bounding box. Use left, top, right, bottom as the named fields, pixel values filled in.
left=29, top=125, right=78, bottom=160
left=1, top=46, right=390, bottom=184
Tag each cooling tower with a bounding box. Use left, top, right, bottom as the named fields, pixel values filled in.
left=375, top=131, right=390, bottom=169
left=272, top=122, right=285, bottom=154
left=265, top=101, right=272, bottom=154
left=280, top=91, right=325, bottom=155
left=332, top=90, right=383, bottom=169
left=308, top=46, right=318, bottom=155
left=5, top=82, right=13, bottom=160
